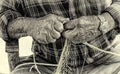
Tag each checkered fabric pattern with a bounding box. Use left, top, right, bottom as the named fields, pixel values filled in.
left=0, top=0, right=120, bottom=65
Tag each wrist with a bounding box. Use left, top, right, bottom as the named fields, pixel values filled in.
left=101, top=13, right=115, bottom=26
left=97, top=15, right=108, bottom=34
left=98, top=13, right=115, bottom=34
left=7, top=17, right=35, bottom=38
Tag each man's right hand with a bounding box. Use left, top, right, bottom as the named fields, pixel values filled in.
left=27, top=14, right=69, bottom=44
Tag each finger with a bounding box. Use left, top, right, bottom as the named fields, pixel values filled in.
left=63, top=28, right=78, bottom=39
left=50, top=24, right=61, bottom=39
left=64, top=19, right=77, bottom=30
left=46, top=31, right=56, bottom=43
left=54, top=15, right=69, bottom=24
left=51, top=30, right=61, bottom=39
left=37, top=33, right=48, bottom=44
left=54, top=20, right=64, bottom=33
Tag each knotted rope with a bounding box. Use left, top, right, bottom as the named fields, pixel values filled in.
left=27, top=35, right=120, bottom=74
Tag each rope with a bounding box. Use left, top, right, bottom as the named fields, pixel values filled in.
left=14, top=62, right=58, bottom=70
left=29, top=52, right=42, bottom=74
left=13, top=36, right=120, bottom=74
left=79, top=56, right=86, bottom=74
left=55, top=39, right=70, bottom=74
left=29, top=41, right=58, bottom=74
left=55, top=39, right=120, bottom=74
left=83, top=42, right=120, bottom=57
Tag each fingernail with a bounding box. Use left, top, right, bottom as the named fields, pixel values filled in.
left=63, top=18, right=70, bottom=24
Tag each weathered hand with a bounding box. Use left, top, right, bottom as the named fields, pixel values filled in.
left=27, top=14, right=69, bottom=44
left=63, top=16, right=101, bottom=44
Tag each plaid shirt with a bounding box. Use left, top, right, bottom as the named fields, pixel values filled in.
left=1, top=0, right=120, bottom=65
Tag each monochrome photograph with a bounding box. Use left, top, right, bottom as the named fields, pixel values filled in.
left=0, top=0, right=120, bottom=74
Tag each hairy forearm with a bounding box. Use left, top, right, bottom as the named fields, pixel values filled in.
left=7, top=17, right=38, bottom=39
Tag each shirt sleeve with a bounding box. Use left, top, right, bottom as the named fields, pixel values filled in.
left=0, top=0, right=22, bottom=41
left=105, top=0, right=120, bottom=28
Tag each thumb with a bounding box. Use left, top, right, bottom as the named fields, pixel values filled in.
left=64, top=19, right=77, bottom=30
left=55, top=15, right=69, bottom=24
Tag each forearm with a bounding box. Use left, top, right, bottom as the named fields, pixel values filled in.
left=0, top=0, right=23, bottom=41
left=7, top=17, right=38, bottom=39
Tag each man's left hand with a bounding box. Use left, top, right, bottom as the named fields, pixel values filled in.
left=63, top=16, right=101, bottom=44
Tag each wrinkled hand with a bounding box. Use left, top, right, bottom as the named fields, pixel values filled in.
left=27, top=14, right=69, bottom=44
left=63, top=16, right=101, bottom=44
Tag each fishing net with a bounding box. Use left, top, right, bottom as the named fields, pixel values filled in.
left=54, top=37, right=120, bottom=74
left=30, top=35, right=120, bottom=74
left=55, top=39, right=84, bottom=74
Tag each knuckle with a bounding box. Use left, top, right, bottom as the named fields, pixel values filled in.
left=46, top=14, right=54, bottom=20
left=47, top=32, right=56, bottom=43
left=54, top=22, right=64, bottom=32
left=71, top=40, right=79, bottom=44
left=57, top=33, right=61, bottom=38
left=46, top=25, right=51, bottom=30
left=51, top=17, right=56, bottom=21
left=49, top=14, right=55, bottom=18
left=55, top=32, right=61, bottom=39
left=58, top=24, right=64, bottom=32
left=49, top=14, right=53, bottom=16
left=47, top=36, right=54, bottom=43
left=60, top=27, right=64, bottom=32
left=63, top=32, right=68, bottom=38
left=50, top=39, right=56, bottom=43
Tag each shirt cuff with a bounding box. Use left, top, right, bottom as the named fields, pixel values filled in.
left=98, top=13, right=116, bottom=34
left=0, top=10, right=22, bottom=41
left=105, top=3, right=120, bottom=28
